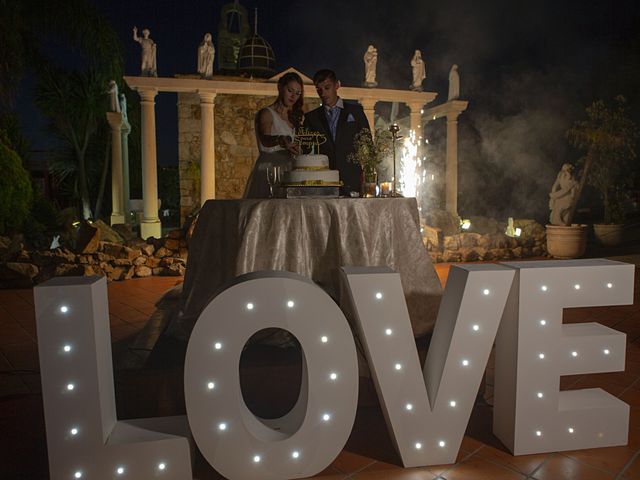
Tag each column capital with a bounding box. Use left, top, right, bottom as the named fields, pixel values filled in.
left=138, top=87, right=158, bottom=103
left=406, top=101, right=426, bottom=113
left=359, top=98, right=377, bottom=110
left=106, top=111, right=123, bottom=130
left=197, top=90, right=217, bottom=104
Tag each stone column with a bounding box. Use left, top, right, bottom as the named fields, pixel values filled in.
left=199, top=91, right=217, bottom=205
left=359, top=98, right=377, bottom=136
left=408, top=102, right=425, bottom=137
left=121, top=120, right=132, bottom=223
left=138, top=88, right=162, bottom=239
left=106, top=112, right=125, bottom=225
left=446, top=112, right=460, bottom=217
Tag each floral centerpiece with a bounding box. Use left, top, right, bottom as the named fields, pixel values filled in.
left=348, top=128, right=393, bottom=181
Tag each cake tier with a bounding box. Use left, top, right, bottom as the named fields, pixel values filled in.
left=284, top=169, right=340, bottom=185
left=295, top=154, right=330, bottom=170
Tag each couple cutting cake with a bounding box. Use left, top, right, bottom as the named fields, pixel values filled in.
left=243, top=69, right=371, bottom=198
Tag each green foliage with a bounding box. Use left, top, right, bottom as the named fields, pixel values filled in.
left=347, top=128, right=393, bottom=176
left=158, top=166, right=180, bottom=211
left=0, top=132, right=33, bottom=234
left=23, top=188, right=62, bottom=249
left=566, top=96, right=639, bottom=224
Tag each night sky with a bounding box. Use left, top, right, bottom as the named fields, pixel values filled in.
left=16, top=0, right=640, bottom=219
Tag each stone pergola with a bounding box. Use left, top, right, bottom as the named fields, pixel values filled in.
left=121, top=70, right=466, bottom=238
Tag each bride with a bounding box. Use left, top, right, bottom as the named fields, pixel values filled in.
left=243, top=72, right=304, bottom=198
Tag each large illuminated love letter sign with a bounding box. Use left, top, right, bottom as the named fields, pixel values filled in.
left=493, top=259, right=634, bottom=455
left=340, top=265, right=515, bottom=466
left=34, top=276, right=193, bottom=480
left=184, top=271, right=359, bottom=480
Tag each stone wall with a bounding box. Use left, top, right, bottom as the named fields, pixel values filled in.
left=177, top=92, right=321, bottom=222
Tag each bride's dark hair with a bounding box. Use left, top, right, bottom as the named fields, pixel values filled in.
left=277, top=72, right=304, bottom=129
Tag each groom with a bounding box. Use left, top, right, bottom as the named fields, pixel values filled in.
left=304, top=69, right=371, bottom=195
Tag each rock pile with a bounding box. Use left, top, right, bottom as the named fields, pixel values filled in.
left=0, top=226, right=188, bottom=288
left=423, top=218, right=547, bottom=263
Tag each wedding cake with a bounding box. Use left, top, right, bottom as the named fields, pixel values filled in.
left=282, top=154, right=341, bottom=186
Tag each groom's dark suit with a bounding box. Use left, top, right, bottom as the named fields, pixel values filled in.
left=303, top=99, right=371, bottom=194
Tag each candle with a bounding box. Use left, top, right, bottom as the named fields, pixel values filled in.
left=380, top=182, right=393, bottom=196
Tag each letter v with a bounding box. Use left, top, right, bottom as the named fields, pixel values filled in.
left=339, top=265, right=514, bottom=466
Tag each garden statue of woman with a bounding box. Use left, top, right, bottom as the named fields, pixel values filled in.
left=549, top=163, right=579, bottom=225
left=107, top=80, right=120, bottom=112
left=133, top=26, right=157, bottom=77
left=363, top=45, right=378, bottom=87
left=410, top=49, right=426, bottom=91
left=448, top=64, right=460, bottom=100
left=119, top=93, right=128, bottom=123
left=198, top=33, right=215, bottom=79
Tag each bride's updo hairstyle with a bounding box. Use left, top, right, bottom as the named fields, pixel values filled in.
left=277, top=72, right=304, bottom=129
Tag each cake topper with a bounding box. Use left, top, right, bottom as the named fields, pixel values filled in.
left=296, top=127, right=328, bottom=154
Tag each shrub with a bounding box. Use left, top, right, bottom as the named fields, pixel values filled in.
left=0, top=133, right=33, bottom=234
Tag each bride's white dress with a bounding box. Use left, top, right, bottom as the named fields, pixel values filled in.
left=243, top=107, right=295, bottom=198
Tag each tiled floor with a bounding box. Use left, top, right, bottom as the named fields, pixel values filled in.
left=1, top=263, right=639, bottom=479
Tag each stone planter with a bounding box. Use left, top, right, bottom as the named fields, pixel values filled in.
left=593, top=223, right=624, bottom=247
left=545, top=224, right=588, bottom=259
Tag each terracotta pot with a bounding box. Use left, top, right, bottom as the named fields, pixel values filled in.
left=593, top=223, right=624, bottom=247
left=545, top=224, right=588, bottom=259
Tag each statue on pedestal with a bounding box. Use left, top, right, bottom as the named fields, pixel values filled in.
left=549, top=163, right=578, bottom=225
left=448, top=64, right=460, bottom=100
left=410, top=49, right=425, bottom=91
left=133, top=26, right=157, bottom=77
left=107, top=80, right=120, bottom=112
left=198, top=33, right=215, bottom=79
left=363, top=45, right=378, bottom=87
left=119, top=93, right=128, bottom=123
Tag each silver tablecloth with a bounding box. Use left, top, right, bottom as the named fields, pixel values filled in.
left=170, top=198, right=442, bottom=341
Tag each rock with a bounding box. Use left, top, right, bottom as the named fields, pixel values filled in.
left=459, top=247, right=481, bottom=262
left=442, top=250, right=462, bottom=263
left=164, top=238, right=180, bottom=251
left=466, top=216, right=502, bottom=234
left=108, top=266, right=127, bottom=281
left=15, top=249, right=30, bottom=263
left=83, top=265, right=106, bottom=277
left=163, top=263, right=186, bottom=276
left=220, top=131, right=237, bottom=145
left=135, top=265, right=152, bottom=277
left=101, top=242, right=123, bottom=258
left=133, top=256, right=147, bottom=266
left=145, top=257, right=162, bottom=268
left=443, top=235, right=460, bottom=251
left=178, top=248, right=189, bottom=260
left=428, top=251, right=443, bottom=263
left=511, top=246, right=523, bottom=258
left=121, top=246, right=142, bottom=261
left=124, top=266, right=135, bottom=280
left=141, top=243, right=155, bottom=256
left=459, top=233, right=482, bottom=249
left=477, top=235, right=493, bottom=249
left=491, top=248, right=512, bottom=260
left=126, top=238, right=147, bottom=249
left=111, top=223, right=135, bottom=241
left=532, top=246, right=544, bottom=257
left=0, top=262, right=39, bottom=287
left=152, top=267, right=164, bottom=276
left=154, top=247, right=171, bottom=258
left=113, top=258, right=133, bottom=266
left=423, top=209, right=461, bottom=236
left=93, top=252, right=116, bottom=263
left=161, top=257, right=186, bottom=267
left=54, top=263, right=84, bottom=277
left=421, top=225, right=443, bottom=251
left=53, top=248, right=76, bottom=264
left=75, top=221, right=100, bottom=254
left=93, top=219, right=124, bottom=244
left=167, top=229, right=182, bottom=239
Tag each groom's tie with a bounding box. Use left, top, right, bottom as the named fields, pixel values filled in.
left=326, top=106, right=340, bottom=140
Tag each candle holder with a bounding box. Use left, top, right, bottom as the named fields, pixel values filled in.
left=389, top=124, right=403, bottom=196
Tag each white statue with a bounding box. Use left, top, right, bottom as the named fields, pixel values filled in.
left=410, top=49, right=426, bottom=91
left=197, top=33, right=215, bottom=79
left=133, top=26, right=157, bottom=77
left=107, top=80, right=120, bottom=112
left=448, top=64, right=460, bottom=100
left=363, top=44, right=378, bottom=87
left=119, top=93, right=128, bottom=123
left=549, top=163, right=579, bottom=225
